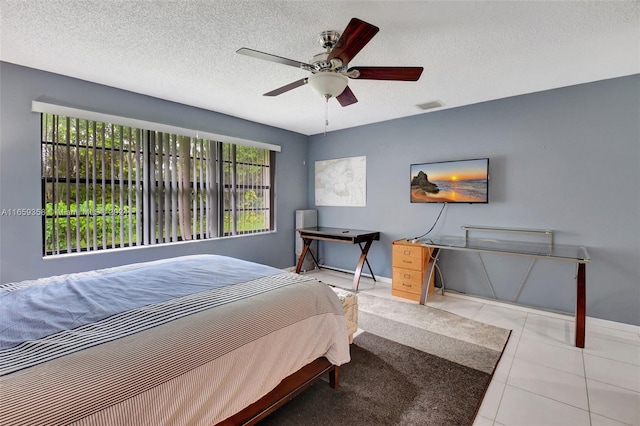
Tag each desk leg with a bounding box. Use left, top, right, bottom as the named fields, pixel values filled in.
left=575, top=263, right=586, bottom=348
left=296, top=238, right=321, bottom=273
left=352, top=237, right=375, bottom=291
left=295, top=239, right=311, bottom=274
left=358, top=242, right=377, bottom=282
left=420, top=248, right=440, bottom=305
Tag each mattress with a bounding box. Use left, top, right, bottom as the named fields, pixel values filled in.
left=331, top=287, right=358, bottom=343
left=0, top=255, right=351, bottom=425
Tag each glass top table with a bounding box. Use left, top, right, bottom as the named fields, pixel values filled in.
left=420, top=235, right=590, bottom=264
left=413, top=227, right=590, bottom=348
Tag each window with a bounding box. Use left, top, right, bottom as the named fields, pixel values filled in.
left=41, top=113, right=275, bottom=256
left=221, top=143, right=275, bottom=236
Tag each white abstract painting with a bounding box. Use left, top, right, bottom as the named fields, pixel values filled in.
left=315, top=156, right=366, bottom=206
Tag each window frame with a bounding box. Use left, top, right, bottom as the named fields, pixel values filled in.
left=40, top=111, right=276, bottom=257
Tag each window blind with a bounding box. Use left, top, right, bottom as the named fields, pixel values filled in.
left=40, top=109, right=274, bottom=257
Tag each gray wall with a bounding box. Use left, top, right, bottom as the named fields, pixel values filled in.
left=1, top=61, right=638, bottom=326
left=0, top=62, right=309, bottom=283
left=308, top=75, right=640, bottom=326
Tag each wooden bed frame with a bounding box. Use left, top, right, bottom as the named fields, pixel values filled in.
left=218, top=357, right=339, bottom=425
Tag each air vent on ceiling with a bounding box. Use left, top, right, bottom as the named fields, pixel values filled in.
left=416, top=100, right=443, bottom=110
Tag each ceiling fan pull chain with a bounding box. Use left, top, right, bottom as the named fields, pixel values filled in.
left=324, top=95, right=330, bottom=136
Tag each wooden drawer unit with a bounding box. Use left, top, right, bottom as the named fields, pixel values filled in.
left=391, top=240, right=435, bottom=301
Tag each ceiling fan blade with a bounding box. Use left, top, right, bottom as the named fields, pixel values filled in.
left=336, top=86, right=358, bottom=107
left=237, top=48, right=309, bottom=69
left=328, top=18, right=379, bottom=64
left=263, top=78, right=308, bottom=96
left=348, top=66, right=424, bottom=81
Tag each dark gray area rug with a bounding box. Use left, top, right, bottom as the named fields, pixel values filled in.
left=261, top=331, right=497, bottom=426
left=261, top=294, right=511, bottom=426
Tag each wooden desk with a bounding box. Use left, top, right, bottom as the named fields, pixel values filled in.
left=295, top=227, right=380, bottom=291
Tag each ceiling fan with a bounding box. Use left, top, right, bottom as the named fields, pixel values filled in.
left=236, top=17, right=424, bottom=107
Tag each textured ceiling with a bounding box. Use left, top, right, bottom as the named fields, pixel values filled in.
left=1, top=1, right=638, bottom=136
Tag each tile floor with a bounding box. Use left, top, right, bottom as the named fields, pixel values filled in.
left=306, top=269, right=640, bottom=426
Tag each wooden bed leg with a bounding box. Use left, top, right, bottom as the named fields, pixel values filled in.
left=329, top=366, right=340, bottom=389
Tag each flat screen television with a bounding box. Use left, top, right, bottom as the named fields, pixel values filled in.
left=410, top=158, right=489, bottom=203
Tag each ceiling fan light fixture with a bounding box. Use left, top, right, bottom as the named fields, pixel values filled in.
left=308, top=72, right=348, bottom=98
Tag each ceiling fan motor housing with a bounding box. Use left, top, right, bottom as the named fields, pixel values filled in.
left=310, top=52, right=345, bottom=72
left=317, top=30, right=340, bottom=49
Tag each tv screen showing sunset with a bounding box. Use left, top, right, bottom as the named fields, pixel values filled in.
left=410, top=158, right=489, bottom=203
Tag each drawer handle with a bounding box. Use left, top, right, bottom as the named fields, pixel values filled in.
left=402, top=283, right=412, bottom=288
left=402, top=260, right=413, bottom=264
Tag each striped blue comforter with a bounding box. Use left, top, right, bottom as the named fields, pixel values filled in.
left=0, top=255, right=296, bottom=375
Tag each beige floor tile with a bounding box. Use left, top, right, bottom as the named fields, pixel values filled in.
left=473, top=304, right=527, bottom=335
left=587, top=378, right=640, bottom=425
left=514, top=336, right=585, bottom=376
left=507, top=358, right=588, bottom=410
left=495, top=385, right=590, bottom=426
left=521, top=313, right=578, bottom=349
left=584, top=353, right=640, bottom=392
left=590, top=412, right=635, bottom=426
left=477, top=380, right=505, bottom=420
left=584, top=335, right=640, bottom=366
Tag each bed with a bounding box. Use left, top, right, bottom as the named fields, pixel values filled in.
left=0, top=255, right=351, bottom=425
